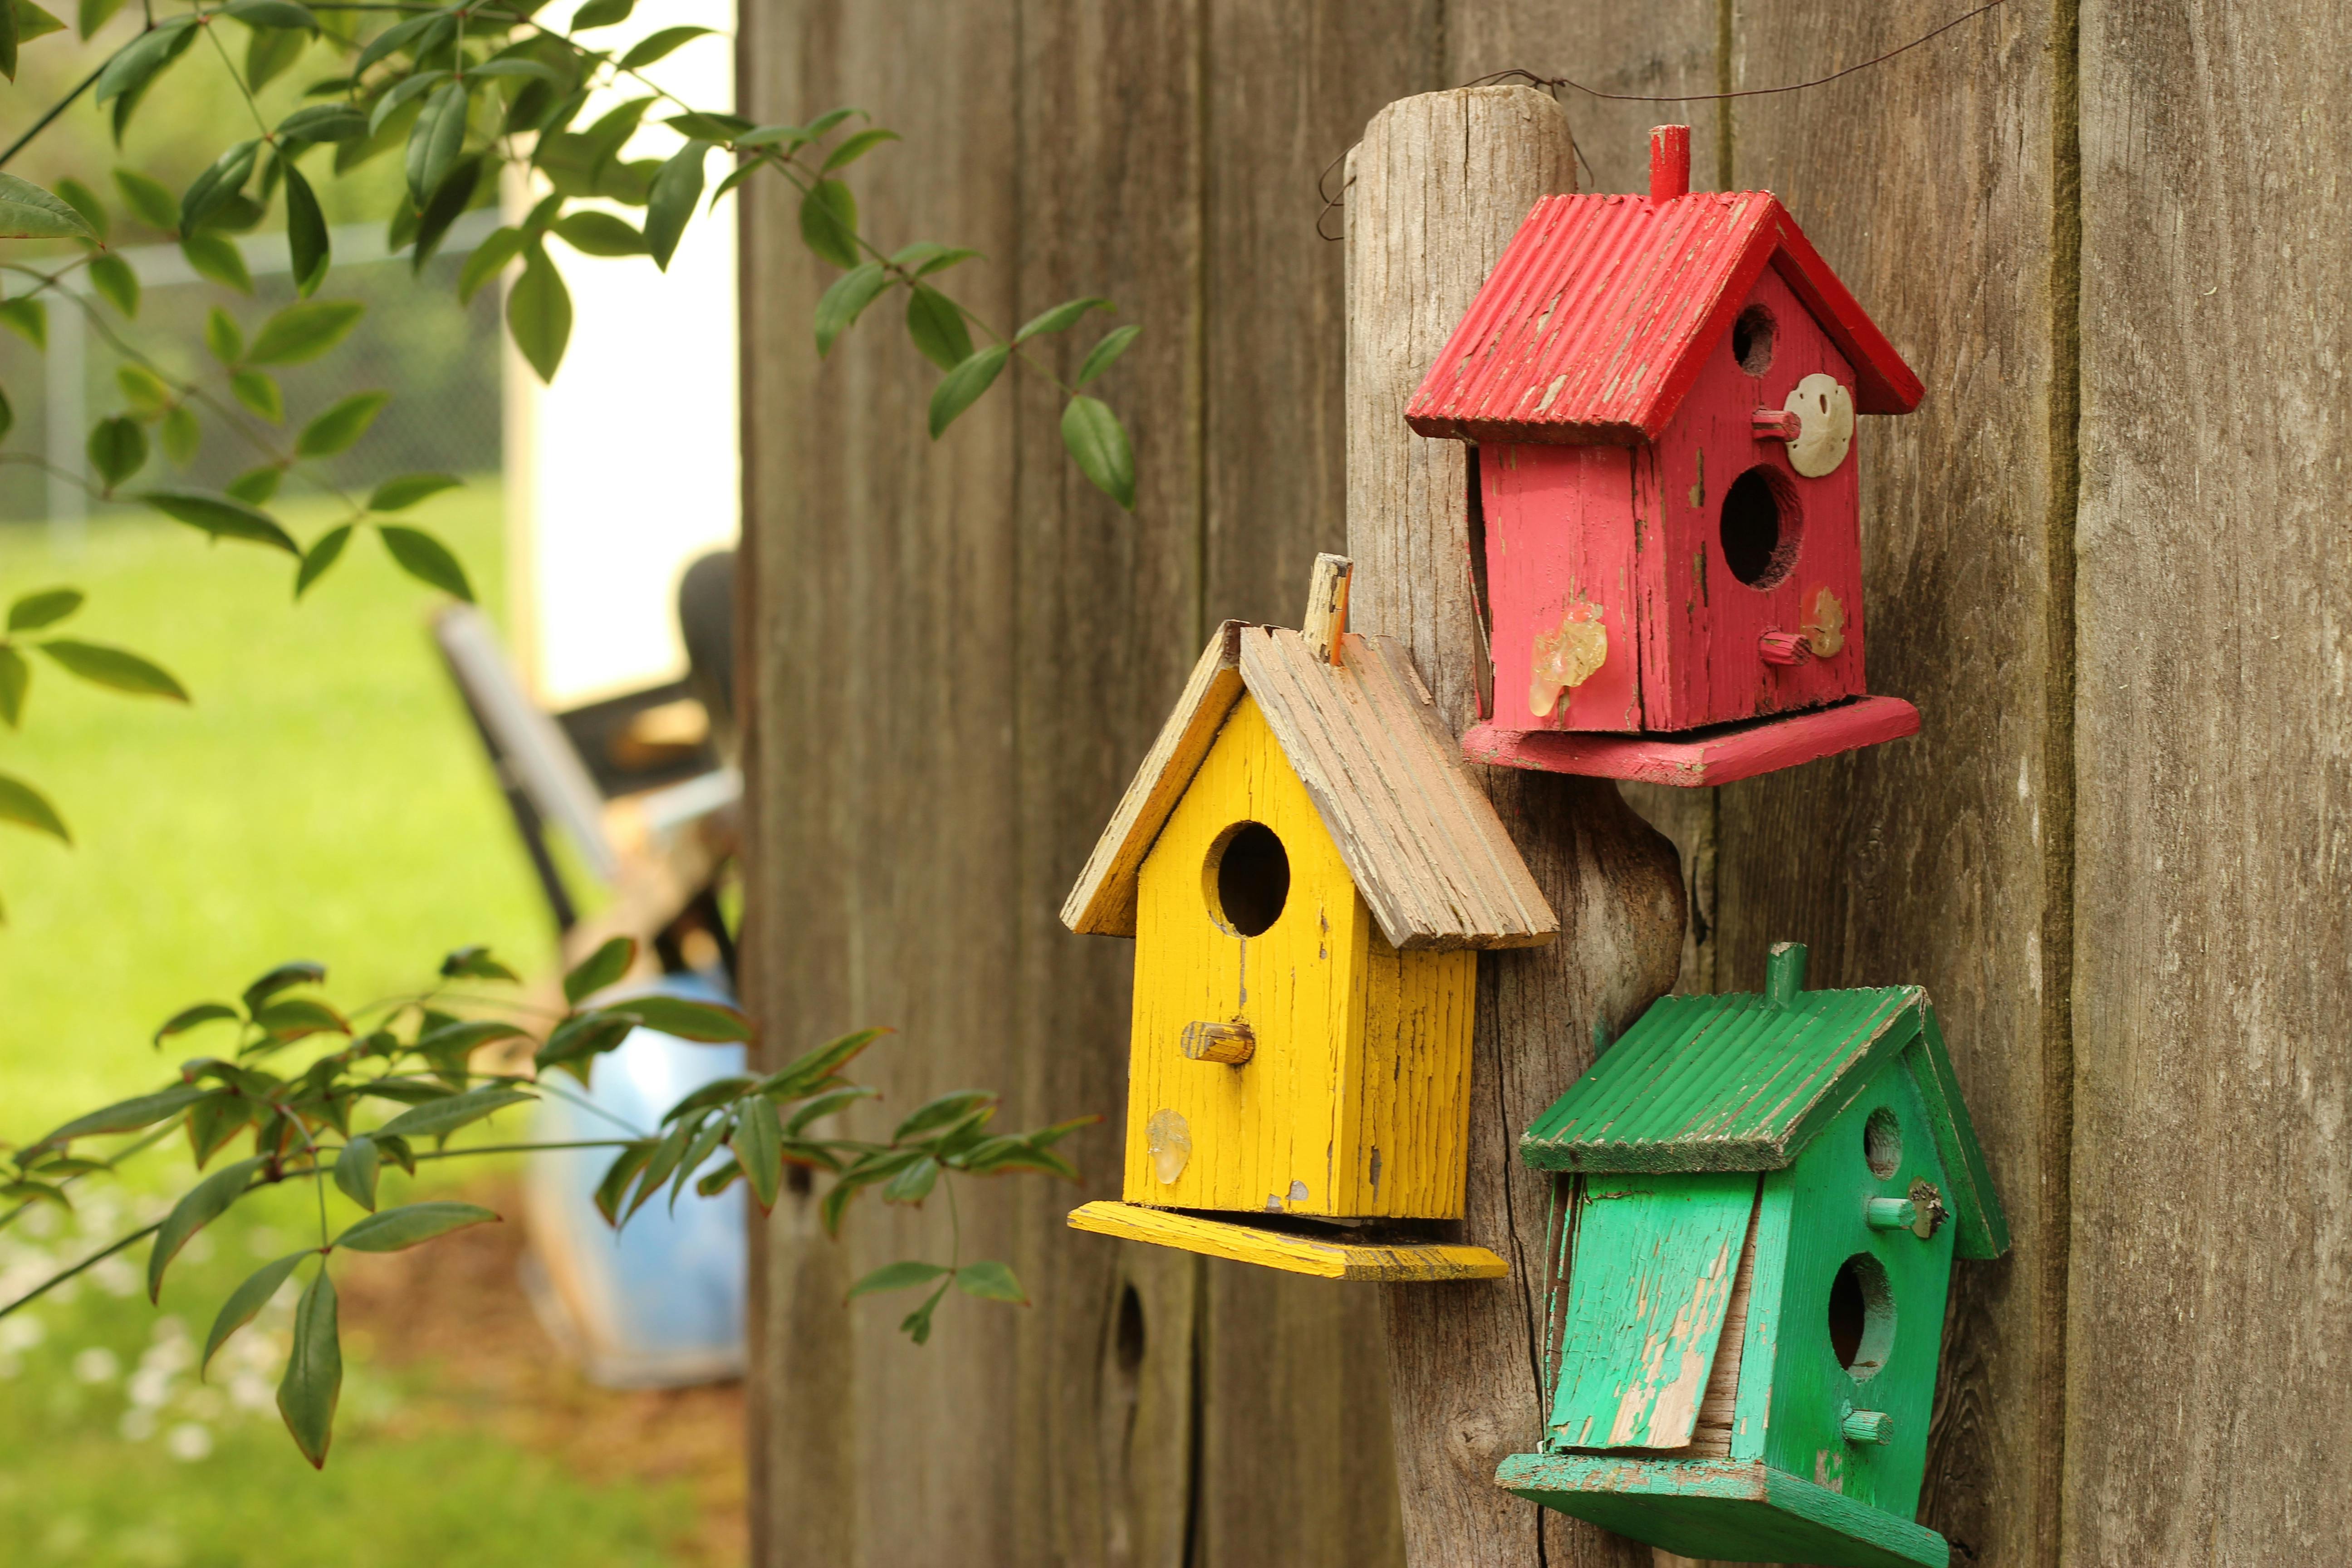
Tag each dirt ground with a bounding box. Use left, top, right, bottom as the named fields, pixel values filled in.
left=334, top=1181, right=747, bottom=1568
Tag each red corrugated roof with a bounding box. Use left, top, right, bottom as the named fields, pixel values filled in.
left=1404, top=190, right=1923, bottom=445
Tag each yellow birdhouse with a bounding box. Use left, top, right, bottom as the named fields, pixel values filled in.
left=1063, top=557, right=1557, bottom=1280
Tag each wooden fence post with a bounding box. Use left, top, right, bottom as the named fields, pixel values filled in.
left=1346, top=85, right=1689, bottom=1566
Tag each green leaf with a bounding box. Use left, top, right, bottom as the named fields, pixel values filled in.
left=75, top=0, right=122, bottom=38
left=0, top=1178, right=67, bottom=1210
left=0, top=382, right=10, bottom=441
left=251, top=996, right=347, bottom=1040
left=0, top=645, right=25, bottom=729
left=623, top=1117, right=698, bottom=1222
left=87, top=253, right=137, bottom=317
left=1017, top=296, right=1111, bottom=343
left=412, top=1018, right=528, bottom=1057
left=277, top=104, right=367, bottom=143
left=880, top=1153, right=939, bottom=1205
left=85, top=414, right=146, bottom=488
left=332, top=1200, right=497, bottom=1253
left=34, top=1084, right=205, bottom=1149
left=613, top=994, right=751, bottom=1042
left=506, top=243, right=571, bottom=382
left=1070, top=320, right=1152, bottom=389
left=277, top=1266, right=340, bottom=1468
left=244, top=20, right=306, bottom=94
left=366, top=472, right=461, bottom=512
left=53, top=176, right=105, bottom=239
left=732, top=1096, right=783, bottom=1210
left=847, top=1259, right=948, bottom=1300
left=331, top=1134, right=379, bottom=1211
left=295, top=391, right=388, bottom=458
left=800, top=106, right=862, bottom=141
left=229, top=368, right=283, bottom=424
left=409, top=155, right=480, bottom=273
left=162, top=406, right=199, bottom=465
left=283, top=162, right=328, bottom=296
left=783, top=1083, right=875, bottom=1136
left=658, top=1076, right=758, bottom=1127
left=643, top=140, right=708, bottom=271
left=225, top=466, right=281, bottom=506
left=759, top=1025, right=888, bottom=1102
left=374, top=1085, right=534, bottom=1142
left=953, top=1259, right=1028, bottom=1304
left=180, top=233, right=254, bottom=294
left=350, top=8, right=444, bottom=75
left=185, top=1091, right=256, bottom=1166
left=616, top=24, right=710, bottom=68
left=149, top=1156, right=266, bottom=1301
left=570, top=0, right=632, bottom=26
left=0, top=771, right=68, bottom=843
left=9, top=586, right=82, bottom=632
left=663, top=111, right=752, bottom=141
left=247, top=299, right=363, bottom=365
left=439, top=944, right=518, bottom=981
left=665, top=1114, right=732, bottom=1211
left=8, top=0, right=64, bottom=64
left=551, top=210, right=644, bottom=257
left=564, top=936, right=636, bottom=1004
left=1060, top=395, right=1137, bottom=511
left=900, top=1279, right=950, bottom=1345
left=204, top=306, right=244, bottom=365
left=92, top=14, right=196, bottom=107
left=221, top=0, right=317, bottom=30
left=466, top=57, right=560, bottom=83
left=903, top=284, right=971, bottom=371
left=154, top=1001, right=239, bottom=1045
left=819, top=127, right=898, bottom=172
left=887, top=241, right=980, bottom=278
left=927, top=344, right=1009, bottom=439
left=38, top=639, right=186, bottom=701
left=179, top=140, right=260, bottom=233
left=241, top=960, right=324, bottom=1011
left=201, top=1250, right=307, bottom=1377
left=533, top=1012, right=633, bottom=1083
left=294, top=524, right=349, bottom=597
left=403, top=79, right=469, bottom=205
left=112, top=166, right=177, bottom=230
left=0, top=297, right=47, bottom=350
left=592, top=1141, right=653, bottom=1225
left=813, top=261, right=887, bottom=356
left=376, top=524, right=473, bottom=602
left=0, top=172, right=92, bottom=240
left=457, top=225, right=525, bottom=303
left=796, top=177, right=858, bottom=269
left=894, top=1091, right=996, bottom=1143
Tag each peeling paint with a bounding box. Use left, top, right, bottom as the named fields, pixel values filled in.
left=1146, top=1108, right=1191, bottom=1184
left=1529, top=594, right=1610, bottom=716
left=1803, top=586, right=1847, bottom=658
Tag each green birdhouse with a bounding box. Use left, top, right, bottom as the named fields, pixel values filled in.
left=1495, top=942, right=2007, bottom=1568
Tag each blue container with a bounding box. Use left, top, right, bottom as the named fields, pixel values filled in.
left=521, top=970, right=746, bottom=1387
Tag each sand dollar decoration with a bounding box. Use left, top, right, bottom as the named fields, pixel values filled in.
left=1785, top=372, right=1856, bottom=477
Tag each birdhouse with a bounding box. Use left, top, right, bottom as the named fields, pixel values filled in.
left=1406, top=125, right=1927, bottom=787
left=1063, top=557, right=1554, bottom=1280
left=1493, top=942, right=2007, bottom=1568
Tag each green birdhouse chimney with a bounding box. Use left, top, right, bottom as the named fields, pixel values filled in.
left=1495, top=942, right=2007, bottom=1568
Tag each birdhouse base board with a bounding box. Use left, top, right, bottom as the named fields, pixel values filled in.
left=1067, top=1201, right=1507, bottom=1281
left=1462, top=696, right=1922, bottom=787
left=1495, top=1452, right=1948, bottom=1568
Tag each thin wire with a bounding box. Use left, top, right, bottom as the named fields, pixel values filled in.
left=1315, top=0, right=2009, bottom=238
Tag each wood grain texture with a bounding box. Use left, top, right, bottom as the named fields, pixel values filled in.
left=1702, top=6, right=2073, bottom=1567
left=2067, top=1, right=2352, bottom=1562
left=1347, top=86, right=1686, bottom=1568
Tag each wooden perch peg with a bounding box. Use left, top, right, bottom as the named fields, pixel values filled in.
left=1303, top=553, right=1353, bottom=665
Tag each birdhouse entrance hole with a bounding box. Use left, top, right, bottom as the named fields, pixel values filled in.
left=1865, top=1107, right=1903, bottom=1178
left=1206, top=821, right=1289, bottom=936
left=1828, top=1252, right=1896, bottom=1380
left=1720, top=466, right=1802, bottom=589
left=1732, top=303, right=1776, bottom=375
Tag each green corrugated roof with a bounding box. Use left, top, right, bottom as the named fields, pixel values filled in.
left=1520, top=946, right=2009, bottom=1259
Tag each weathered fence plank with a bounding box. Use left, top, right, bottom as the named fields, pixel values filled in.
left=1345, top=86, right=1686, bottom=1568
left=1689, top=8, right=2075, bottom=1568
left=2068, top=2, right=2352, bottom=1562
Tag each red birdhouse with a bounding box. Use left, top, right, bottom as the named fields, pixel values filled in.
left=1406, top=125, right=1925, bottom=786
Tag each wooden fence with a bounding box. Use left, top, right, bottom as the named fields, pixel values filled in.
left=734, top=2, right=2348, bottom=1563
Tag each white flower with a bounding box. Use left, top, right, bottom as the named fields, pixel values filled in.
left=165, top=1423, right=214, bottom=1462
left=71, top=1347, right=119, bottom=1384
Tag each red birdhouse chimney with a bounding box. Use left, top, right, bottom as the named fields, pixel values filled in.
left=1649, top=124, right=1691, bottom=202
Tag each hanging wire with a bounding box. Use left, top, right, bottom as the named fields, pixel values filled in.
left=1316, top=0, right=2011, bottom=239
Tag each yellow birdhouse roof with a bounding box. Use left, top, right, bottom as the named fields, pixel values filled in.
left=1062, top=620, right=1558, bottom=951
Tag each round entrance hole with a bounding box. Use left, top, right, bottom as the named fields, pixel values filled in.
left=1732, top=304, right=1776, bottom=375
left=1864, top=1107, right=1903, bottom=1179
left=1827, top=1253, right=1896, bottom=1381
left=1720, top=465, right=1802, bottom=589
left=1207, top=821, right=1289, bottom=936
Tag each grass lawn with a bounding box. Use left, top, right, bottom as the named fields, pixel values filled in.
left=0, top=490, right=730, bottom=1566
